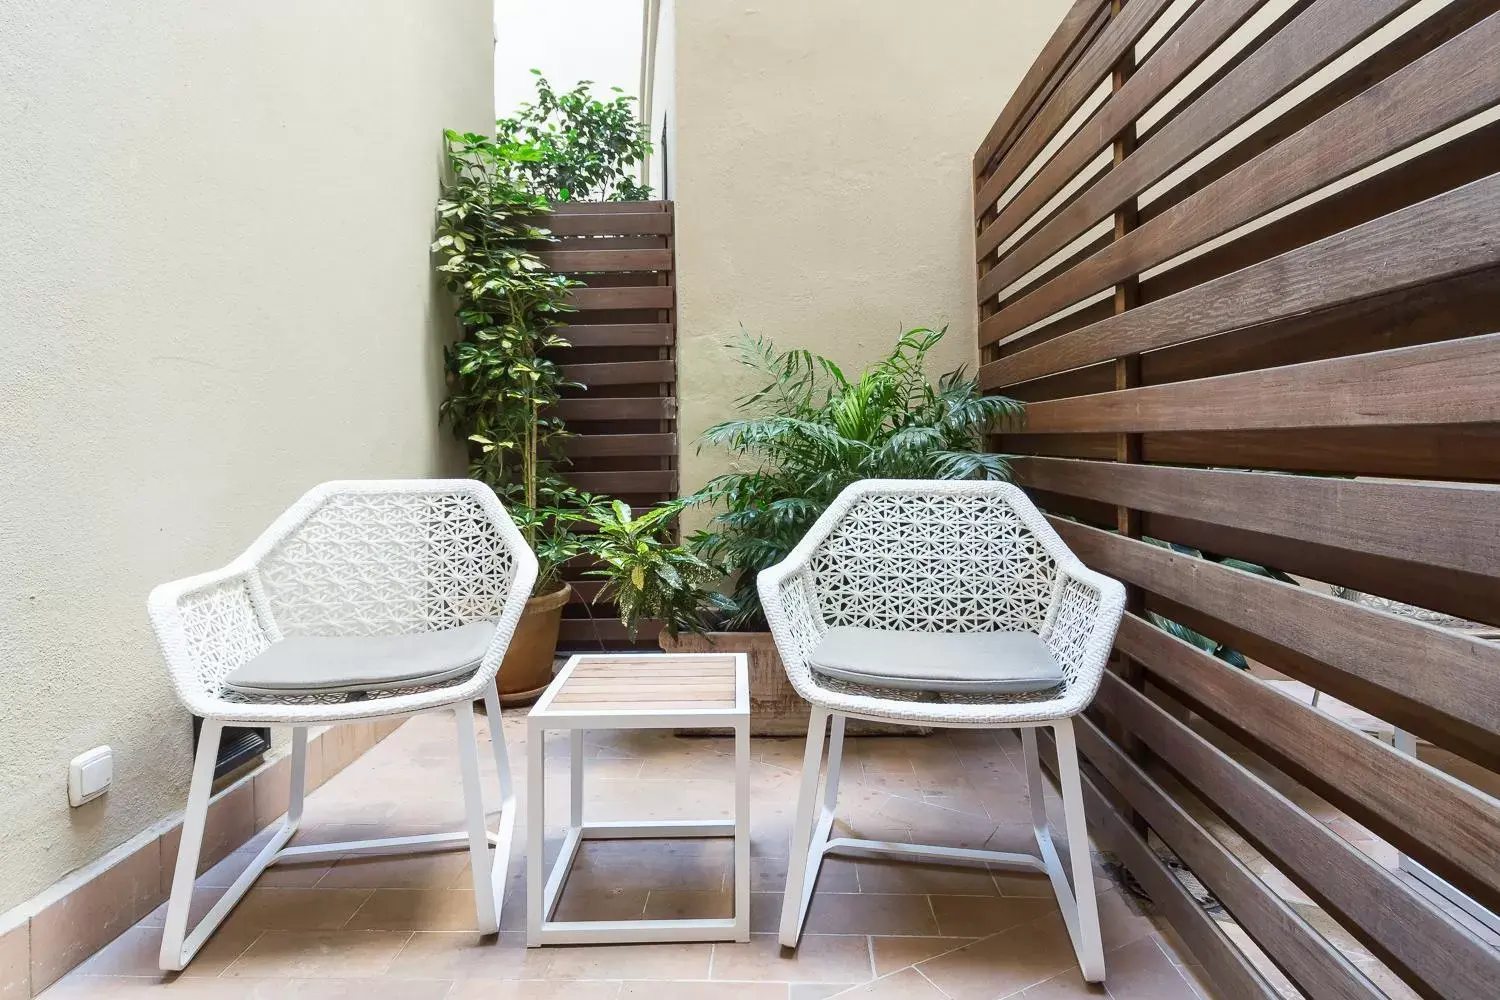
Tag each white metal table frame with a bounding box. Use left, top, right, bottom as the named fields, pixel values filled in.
left=525, top=653, right=751, bottom=946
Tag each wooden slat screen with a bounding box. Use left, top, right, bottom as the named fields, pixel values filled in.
left=539, top=200, right=677, bottom=647
left=974, top=1, right=1500, bottom=996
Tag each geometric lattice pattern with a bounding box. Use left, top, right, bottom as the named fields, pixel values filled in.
left=259, top=491, right=517, bottom=637
left=810, top=492, right=1058, bottom=633
left=761, top=480, right=1125, bottom=726
left=147, top=480, right=537, bottom=725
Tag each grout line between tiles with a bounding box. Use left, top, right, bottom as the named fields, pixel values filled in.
left=913, top=964, right=953, bottom=998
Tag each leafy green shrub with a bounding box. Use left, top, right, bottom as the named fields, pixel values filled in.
left=688, top=327, right=1024, bottom=629
left=583, top=500, right=731, bottom=639
left=498, top=71, right=652, bottom=202
left=433, top=130, right=586, bottom=594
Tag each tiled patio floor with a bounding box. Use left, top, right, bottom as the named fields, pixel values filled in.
left=42, top=709, right=1215, bottom=1000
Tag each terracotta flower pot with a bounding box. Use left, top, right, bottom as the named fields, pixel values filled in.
left=497, top=584, right=570, bottom=706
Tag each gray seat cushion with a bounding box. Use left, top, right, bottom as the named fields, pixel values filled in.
left=808, top=626, right=1064, bottom=695
left=224, top=621, right=497, bottom=696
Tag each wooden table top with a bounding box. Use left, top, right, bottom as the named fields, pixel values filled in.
left=533, top=653, right=745, bottom=716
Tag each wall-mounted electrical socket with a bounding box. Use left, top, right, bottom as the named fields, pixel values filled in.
left=68, top=746, right=113, bottom=807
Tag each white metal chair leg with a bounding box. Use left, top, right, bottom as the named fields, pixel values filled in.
left=456, top=702, right=500, bottom=934
left=287, top=726, right=308, bottom=830
left=159, top=719, right=222, bottom=971
left=1053, top=718, right=1105, bottom=982
left=481, top=681, right=518, bottom=923
left=786, top=704, right=834, bottom=947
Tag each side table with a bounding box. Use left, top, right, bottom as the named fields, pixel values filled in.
left=525, top=652, right=750, bottom=945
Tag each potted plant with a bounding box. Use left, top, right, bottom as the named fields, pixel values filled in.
left=666, top=327, right=1025, bottom=733
left=433, top=129, right=587, bottom=703
left=580, top=499, right=729, bottom=640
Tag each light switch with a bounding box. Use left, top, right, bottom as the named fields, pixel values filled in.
left=69, top=746, right=113, bottom=806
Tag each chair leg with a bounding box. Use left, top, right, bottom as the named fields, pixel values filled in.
left=1053, top=718, right=1105, bottom=983
left=455, top=702, right=499, bottom=934
left=481, top=681, right=518, bottom=925
left=159, top=719, right=222, bottom=971
left=287, top=726, right=308, bottom=831
left=779, top=706, right=834, bottom=948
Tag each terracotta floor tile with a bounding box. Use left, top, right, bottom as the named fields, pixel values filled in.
left=217, top=888, right=373, bottom=934
left=990, top=872, right=1055, bottom=898
left=854, top=860, right=999, bottom=896
left=916, top=917, right=1076, bottom=1000
left=222, top=931, right=412, bottom=978
left=868, top=936, right=975, bottom=977
left=71, top=924, right=261, bottom=980
left=1099, top=937, right=1198, bottom=1000
left=240, top=979, right=454, bottom=1000
left=344, top=889, right=486, bottom=932
left=38, top=975, right=255, bottom=998
left=828, top=968, right=947, bottom=998
left=799, top=893, right=937, bottom=936
left=385, top=931, right=552, bottom=980
left=447, top=981, right=621, bottom=999
left=1016, top=968, right=1106, bottom=998
left=927, top=894, right=1056, bottom=937
left=750, top=856, right=859, bottom=894
left=642, top=889, right=732, bottom=920
left=566, top=840, right=731, bottom=893
left=543, top=941, right=712, bottom=981
left=316, top=853, right=471, bottom=890
left=789, top=986, right=862, bottom=1000
left=1092, top=891, right=1156, bottom=953
left=710, top=934, right=872, bottom=984
left=619, top=982, right=786, bottom=999
left=553, top=887, right=651, bottom=922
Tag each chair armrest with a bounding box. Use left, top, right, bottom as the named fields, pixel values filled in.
left=148, top=563, right=273, bottom=717
left=758, top=553, right=827, bottom=700
left=1040, top=560, right=1126, bottom=711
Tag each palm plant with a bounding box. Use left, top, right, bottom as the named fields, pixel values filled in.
left=688, top=327, right=1024, bottom=628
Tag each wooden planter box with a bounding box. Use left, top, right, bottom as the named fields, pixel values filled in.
left=658, top=630, right=914, bottom=736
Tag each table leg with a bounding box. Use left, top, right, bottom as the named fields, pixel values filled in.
left=733, top=717, right=751, bottom=942
left=526, top=719, right=545, bottom=947
left=570, top=729, right=585, bottom=829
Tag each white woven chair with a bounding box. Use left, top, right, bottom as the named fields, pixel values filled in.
left=759, top=479, right=1125, bottom=982
left=147, top=480, right=536, bottom=970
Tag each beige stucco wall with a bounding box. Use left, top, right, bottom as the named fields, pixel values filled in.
left=672, top=0, right=1070, bottom=494
left=0, top=0, right=493, bottom=912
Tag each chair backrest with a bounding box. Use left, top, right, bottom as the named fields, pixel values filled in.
left=806, top=481, right=1061, bottom=633
left=254, top=482, right=527, bottom=637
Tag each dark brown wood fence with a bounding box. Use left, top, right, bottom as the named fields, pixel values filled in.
left=974, top=0, right=1500, bottom=996
left=540, top=200, right=677, bottom=647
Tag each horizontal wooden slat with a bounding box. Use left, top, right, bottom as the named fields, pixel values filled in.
left=1139, top=0, right=1497, bottom=225
left=973, top=0, right=1111, bottom=178
left=545, top=201, right=670, bottom=215
left=977, top=0, right=1263, bottom=257
left=1141, top=425, right=1500, bottom=481
left=984, top=173, right=1500, bottom=384
left=978, top=0, right=1413, bottom=304
left=555, top=323, right=674, bottom=347
left=1116, top=613, right=1500, bottom=914
left=563, top=433, right=676, bottom=458
left=562, top=360, right=676, bottom=387
left=1140, top=512, right=1500, bottom=630
left=558, top=618, right=662, bottom=644
left=1098, top=673, right=1500, bottom=1000
left=973, top=0, right=1177, bottom=216
left=1074, top=715, right=1382, bottom=1000
left=541, top=213, right=674, bottom=237
left=1020, top=333, right=1500, bottom=433
left=981, top=8, right=1500, bottom=338
left=554, top=397, right=675, bottom=421
left=567, top=286, right=674, bottom=311
left=564, top=470, right=677, bottom=493
left=1054, top=734, right=1280, bottom=999
left=1051, top=517, right=1500, bottom=763
left=537, top=249, right=672, bottom=272
left=1014, top=456, right=1500, bottom=583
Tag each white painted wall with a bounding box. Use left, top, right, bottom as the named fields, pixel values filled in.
left=494, top=0, right=644, bottom=120
left=0, top=0, right=494, bottom=913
